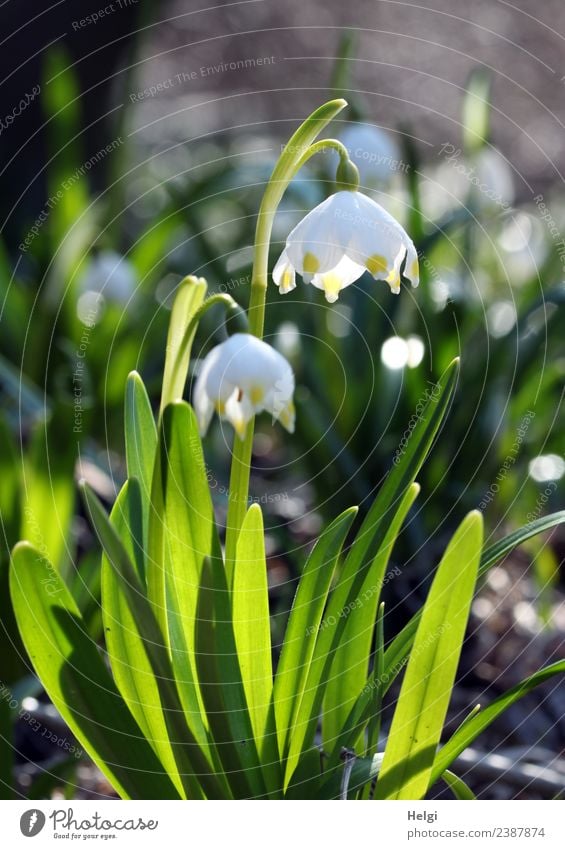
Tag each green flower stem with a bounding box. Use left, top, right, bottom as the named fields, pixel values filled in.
left=160, top=291, right=243, bottom=417
left=224, top=99, right=348, bottom=577
left=181, top=292, right=246, bottom=351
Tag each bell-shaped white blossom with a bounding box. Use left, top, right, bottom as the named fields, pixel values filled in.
left=193, top=333, right=295, bottom=439
left=273, top=190, right=419, bottom=303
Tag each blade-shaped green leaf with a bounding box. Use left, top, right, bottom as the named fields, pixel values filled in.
left=441, top=769, right=476, bottom=800
left=323, top=483, right=420, bottom=751
left=285, top=748, right=322, bottom=799
left=429, top=660, right=565, bottom=787
left=81, top=482, right=225, bottom=800
left=125, top=371, right=157, bottom=567
left=10, top=542, right=180, bottom=800
left=101, top=480, right=185, bottom=797
left=273, top=507, right=358, bottom=764
left=382, top=510, right=565, bottom=693
left=374, top=510, right=483, bottom=800
left=480, top=511, right=565, bottom=576
left=286, top=358, right=459, bottom=775
left=157, top=401, right=222, bottom=751
left=195, top=557, right=269, bottom=799
left=326, top=603, right=386, bottom=780
left=233, top=505, right=273, bottom=750
left=365, top=601, right=386, bottom=762
left=160, top=276, right=207, bottom=413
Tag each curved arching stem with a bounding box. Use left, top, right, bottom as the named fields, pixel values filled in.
left=224, top=99, right=351, bottom=577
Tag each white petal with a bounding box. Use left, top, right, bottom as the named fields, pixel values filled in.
left=263, top=364, right=295, bottom=421
left=285, top=193, right=348, bottom=275
left=193, top=334, right=296, bottom=437
left=344, top=194, right=405, bottom=274
left=276, top=399, right=296, bottom=433
left=203, top=356, right=237, bottom=406
left=224, top=390, right=255, bottom=439
left=403, top=243, right=420, bottom=288
left=337, top=193, right=419, bottom=293
left=193, top=359, right=216, bottom=435
left=310, top=254, right=366, bottom=303
left=272, top=250, right=296, bottom=294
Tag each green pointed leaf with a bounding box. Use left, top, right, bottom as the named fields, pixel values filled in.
left=429, top=660, right=565, bottom=787
left=195, top=557, right=267, bottom=799
left=375, top=511, right=483, bottom=800
left=233, top=505, right=273, bottom=749
left=480, top=511, right=565, bottom=576
left=323, top=483, right=420, bottom=751
left=382, top=510, right=565, bottom=693
left=327, top=603, right=386, bottom=778
left=441, top=769, right=476, bottom=800
left=10, top=542, right=180, bottom=800
left=125, top=371, right=157, bottom=565
left=286, top=358, right=460, bottom=775
left=285, top=748, right=322, bottom=799
left=157, top=402, right=222, bottom=751
left=81, top=481, right=224, bottom=800
left=274, top=507, right=358, bottom=764
left=160, top=276, right=207, bottom=412
left=101, top=480, right=185, bottom=797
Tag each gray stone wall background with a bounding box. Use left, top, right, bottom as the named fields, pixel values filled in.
left=126, top=0, right=565, bottom=196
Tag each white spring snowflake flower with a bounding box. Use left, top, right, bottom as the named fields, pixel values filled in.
left=273, top=190, right=419, bottom=303
left=193, top=333, right=295, bottom=439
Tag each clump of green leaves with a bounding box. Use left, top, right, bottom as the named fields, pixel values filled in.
left=10, top=283, right=565, bottom=798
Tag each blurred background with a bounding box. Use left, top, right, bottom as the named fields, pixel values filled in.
left=0, top=0, right=563, bottom=800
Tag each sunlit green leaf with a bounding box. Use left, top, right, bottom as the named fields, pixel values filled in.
left=382, top=510, right=565, bottom=691
left=375, top=511, right=483, bottom=800
left=10, top=542, right=180, bottom=800
left=101, top=481, right=185, bottom=797
left=274, top=506, right=358, bottom=770
left=195, top=557, right=268, bottom=798
left=81, top=481, right=224, bottom=800
left=286, top=358, right=460, bottom=776
left=233, top=505, right=273, bottom=750
left=160, top=276, right=207, bottom=412
left=429, top=660, right=565, bottom=787
left=323, top=483, right=420, bottom=751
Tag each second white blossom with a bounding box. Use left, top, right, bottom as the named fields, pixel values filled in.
left=273, top=190, right=419, bottom=303
left=194, top=333, right=295, bottom=439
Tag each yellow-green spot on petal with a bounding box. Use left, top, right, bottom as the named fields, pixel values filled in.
left=321, top=273, right=343, bottom=301
left=281, top=268, right=293, bottom=292
left=279, top=401, right=295, bottom=432
left=215, top=399, right=226, bottom=415
left=366, top=254, right=388, bottom=277
left=232, top=416, right=247, bottom=439
left=409, top=258, right=419, bottom=279
left=303, top=252, right=320, bottom=273
left=250, top=386, right=264, bottom=405
left=387, top=274, right=401, bottom=293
